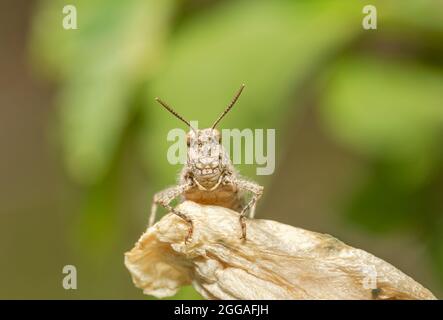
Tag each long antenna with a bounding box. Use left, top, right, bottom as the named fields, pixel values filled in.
left=155, top=97, right=191, bottom=127
left=212, top=84, right=245, bottom=129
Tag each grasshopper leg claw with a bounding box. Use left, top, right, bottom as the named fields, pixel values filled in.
left=239, top=215, right=247, bottom=240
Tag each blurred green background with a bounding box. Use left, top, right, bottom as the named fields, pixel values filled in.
left=1, top=0, right=442, bottom=299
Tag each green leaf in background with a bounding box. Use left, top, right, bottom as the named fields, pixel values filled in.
left=342, top=160, right=430, bottom=233
left=30, top=0, right=174, bottom=184
left=320, top=56, right=443, bottom=187
left=28, top=0, right=178, bottom=296
left=319, top=56, right=443, bottom=246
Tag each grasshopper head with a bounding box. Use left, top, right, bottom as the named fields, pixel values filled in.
left=155, top=84, right=245, bottom=188
left=186, top=128, right=228, bottom=184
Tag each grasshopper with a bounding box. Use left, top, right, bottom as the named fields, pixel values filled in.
left=149, top=84, right=264, bottom=242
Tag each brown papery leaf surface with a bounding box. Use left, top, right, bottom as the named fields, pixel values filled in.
left=124, top=201, right=436, bottom=300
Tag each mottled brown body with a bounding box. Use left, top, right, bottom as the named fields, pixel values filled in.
left=149, top=85, right=264, bottom=242
left=184, top=185, right=243, bottom=211
left=181, top=164, right=245, bottom=212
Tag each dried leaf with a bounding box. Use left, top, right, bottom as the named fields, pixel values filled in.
left=125, top=201, right=436, bottom=300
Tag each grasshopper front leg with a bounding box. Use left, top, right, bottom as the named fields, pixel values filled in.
left=149, top=182, right=193, bottom=243
left=229, top=177, right=264, bottom=240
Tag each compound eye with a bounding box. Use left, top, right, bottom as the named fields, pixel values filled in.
left=186, top=134, right=190, bottom=147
